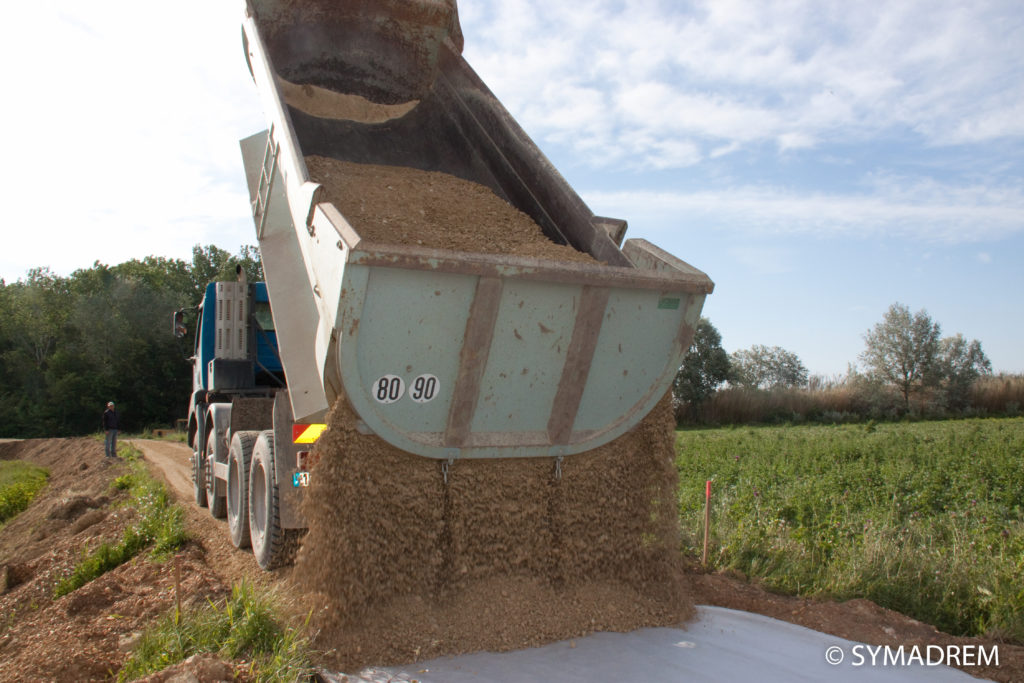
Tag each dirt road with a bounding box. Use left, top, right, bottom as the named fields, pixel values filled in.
left=130, top=438, right=281, bottom=591
left=131, top=439, right=191, bottom=497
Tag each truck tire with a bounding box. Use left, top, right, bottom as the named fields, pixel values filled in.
left=227, top=431, right=258, bottom=549
left=205, top=431, right=226, bottom=519
left=248, top=430, right=288, bottom=570
left=192, top=446, right=208, bottom=508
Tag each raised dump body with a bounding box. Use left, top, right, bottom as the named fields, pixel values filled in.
left=239, top=0, right=713, bottom=460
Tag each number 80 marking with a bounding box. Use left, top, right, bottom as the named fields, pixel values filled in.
left=371, top=373, right=440, bottom=404
left=374, top=375, right=404, bottom=404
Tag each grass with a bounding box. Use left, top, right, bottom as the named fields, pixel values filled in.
left=0, top=460, right=49, bottom=526
left=53, top=443, right=188, bottom=597
left=117, top=582, right=313, bottom=682
left=676, top=417, right=1024, bottom=641
left=137, top=429, right=188, bottom=443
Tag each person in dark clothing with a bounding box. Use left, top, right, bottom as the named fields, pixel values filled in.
left=102, top=402, right=120, bottom=458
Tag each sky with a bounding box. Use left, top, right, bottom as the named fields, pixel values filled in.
left=1, top=0, right=1022, bottom=377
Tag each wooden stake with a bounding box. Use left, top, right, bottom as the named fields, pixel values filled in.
left=701, top=480, right=711, bottom=568
left=174, top=555, right=182, bottom=626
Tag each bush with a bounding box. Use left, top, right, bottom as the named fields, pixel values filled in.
left=678, top=374, right=1024, bottom=427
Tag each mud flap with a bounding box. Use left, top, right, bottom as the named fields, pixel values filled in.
left=273, top=391, right=307, bottom=529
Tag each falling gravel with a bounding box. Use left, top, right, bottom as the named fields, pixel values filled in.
left=291, top=159, right=692, bottom=670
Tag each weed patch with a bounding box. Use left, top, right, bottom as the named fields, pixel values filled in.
left=117, top=582, right=312, bottom=682
left=53, top=443, right=188, bottom=597
left=0, top=460, right=49, bottom=526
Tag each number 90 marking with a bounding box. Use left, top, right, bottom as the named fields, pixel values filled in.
left=372, top=373, right=439, bottom=404
left=373, top=375, right=405, bottom=404
left=410, top=374, right=439, bottom=403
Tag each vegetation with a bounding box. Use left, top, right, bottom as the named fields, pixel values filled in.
left=676, top=418, right=1024, bottom=641
left=0, top=460, right=49, bottom=526
left=0, top=245, right=262, bottom=437
left=673, top=317, right=731, bottom=421
left=117, top=582, right=313, bottom=683
left=673, top=304, right=1002, bottom=426
left=685, top=372, right=1024, bottom=426
left=730, top=344, right=809, bottom=390
left=860, top=303, right=990, bottom=411
left=53, top=444, right=188, bottom=597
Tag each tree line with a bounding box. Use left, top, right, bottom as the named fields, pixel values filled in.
left=1, top=248, right=1008, bottom=436
left=674, top=303, right=1004, bottom=425
left=0, top=246, right=262, bottom=437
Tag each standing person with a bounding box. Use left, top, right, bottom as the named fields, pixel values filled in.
left=102, top=401, right=120, bottom=459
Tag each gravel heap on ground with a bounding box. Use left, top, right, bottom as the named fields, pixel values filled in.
left=293, top=396, right=692, bottom=670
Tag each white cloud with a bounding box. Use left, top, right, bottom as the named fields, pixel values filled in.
left=461, top=0, right=1024, bottom=167
left=583, top=175, right=1024, bottom=244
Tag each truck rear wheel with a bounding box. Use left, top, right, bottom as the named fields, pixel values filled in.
left=205, top=431, right=226, bottom=519
left=227, top=431, right=258, bottom=549
left=249, top=430, right=288, bottom=570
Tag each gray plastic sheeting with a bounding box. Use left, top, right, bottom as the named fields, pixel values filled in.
left=353, top=606, right=982, bottom=682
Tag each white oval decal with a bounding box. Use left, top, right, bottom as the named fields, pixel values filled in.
left=373, top=375, right=405, bottom=404
left=409, top=374, right=439, bottom=403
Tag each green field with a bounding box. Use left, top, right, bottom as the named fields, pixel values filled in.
left=675, top=418, right=1024, bottom=641
left=0, top=460, right=49, bottom=526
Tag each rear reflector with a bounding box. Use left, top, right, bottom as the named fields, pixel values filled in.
left=292, top=423, right=327, bottom=444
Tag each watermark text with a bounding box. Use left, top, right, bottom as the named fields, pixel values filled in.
left=825, top=644, right=999, bottom=667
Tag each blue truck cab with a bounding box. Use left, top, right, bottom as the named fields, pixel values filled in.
left=192, top=280, right=282, bottom=394
left=179, top=276, right=285, bottom=459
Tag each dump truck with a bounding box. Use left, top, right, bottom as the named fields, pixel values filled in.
left=179, top=0, right=713, bottom=572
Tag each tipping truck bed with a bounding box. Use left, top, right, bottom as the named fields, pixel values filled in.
left=238, top=0, right=714, bottom=461
left=221, top=0, right=718, bottom=662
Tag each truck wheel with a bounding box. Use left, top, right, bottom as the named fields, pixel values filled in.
left=205, top=432, right=226, bottom=519
left=249, top=430, right=287, bottom=570
left=192, top=446, right=208, bottom=508
left=227, top=431, right=258, bottom=549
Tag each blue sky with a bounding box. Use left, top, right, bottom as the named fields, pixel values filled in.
left=1, top=1, right=1022, bottom=376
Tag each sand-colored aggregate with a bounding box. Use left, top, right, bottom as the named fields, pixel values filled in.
left=290, top=158, right=690, bottom=669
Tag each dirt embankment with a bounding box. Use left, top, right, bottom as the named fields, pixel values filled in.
left=0, top=439, right=234, bottom=683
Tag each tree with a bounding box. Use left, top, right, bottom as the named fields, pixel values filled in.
left=673, top=318, right=731, bottom=411
left=859, top=303, right=942, bottom=411
left=730, top=345, right=809, bottom=390
left=0, top=244, right=258, bottom=437
left=938, top=333, right=991, bottom=410
left=189, top=245, right=263, bottom=304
